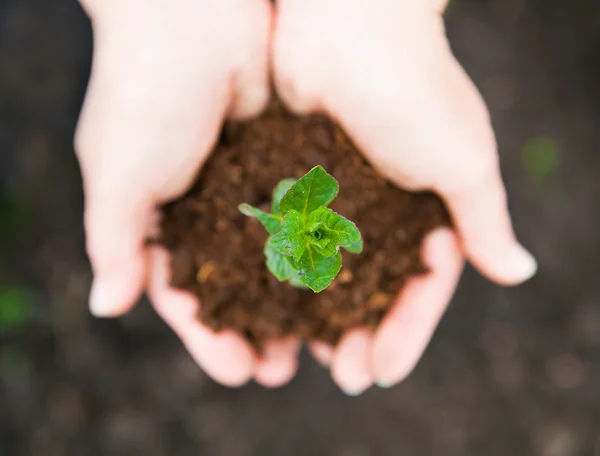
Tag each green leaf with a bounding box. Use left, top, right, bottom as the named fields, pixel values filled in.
left=289, top=274, right=310, bottom=289
left=272, top=178, right=297, bottom=216
left=307, top=207, right=361, bottom=248
left=311, top=241, right=338, bottom=257
left=308, top=235, right=331, bottom=251
left=280, top=165, right=339, bottom=216
left=264, top=244, right=295, bottom=281
left=269, top=210, right=306, bottom=260
left=241, top=165, right=362, bottom=293
left=295, top=246, right=342, bottom=293
left=344, top=238, right=364, bottom=254
left=238, top=203, right=282, bottom=235
left=307, top=222, right=338, bottom=257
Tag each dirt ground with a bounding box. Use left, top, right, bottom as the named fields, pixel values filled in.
left=1, top=0, right=599, bottom=455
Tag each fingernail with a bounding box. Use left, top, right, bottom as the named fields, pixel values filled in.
left=89, top=279, right=114, bottom=317
left=506, top=244, right=538, bottom=282
left=341, top=386, right=368, bottom=397
left=375, top=380, right=395, bottom=389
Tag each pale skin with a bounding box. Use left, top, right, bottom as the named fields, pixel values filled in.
left=75, top=0, right=537, bottom=395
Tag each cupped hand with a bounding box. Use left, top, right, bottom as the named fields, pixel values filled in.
left=273, top=0, right=537, bottom=392
left=75, top=0, right=300, bottom=387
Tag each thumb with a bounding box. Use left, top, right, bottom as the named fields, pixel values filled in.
left=84, top=181, right=151, bottom=317
left=440, top=165, right=537, bottom=286
left=425, top=55, right=538, bottom=285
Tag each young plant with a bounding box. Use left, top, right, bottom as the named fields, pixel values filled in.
left=238, top=165, right=363, bottom=292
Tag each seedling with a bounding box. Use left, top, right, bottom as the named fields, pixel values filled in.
left=238, top=166, right=363, bottom=292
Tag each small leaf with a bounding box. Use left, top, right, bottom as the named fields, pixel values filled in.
left=308, top=207, right=361, bottom=248
left=280, top=166, right=339, bottom=216
left=264, top=244, right=294, bottom=281
left=308, top=236, right=331, bottom=250
left=272, top=178, right=297, bottom=215
left=238, top=203, right=282, bottom=235
left=269, top=210, right=306, bottom=260
left=307, top=223, right=338, bottom=257
left=312, top=242, right=338, bottom=257
left=296, top=246, right=342, bottom=293
left=289, top=274, right=310, bottom=289
left=344, top=238, right=364, bottom=254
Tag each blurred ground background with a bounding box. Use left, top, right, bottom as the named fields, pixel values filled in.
left=1, top=0, right=599, bottom=455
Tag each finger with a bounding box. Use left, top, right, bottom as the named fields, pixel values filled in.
left=149, top=247, right=256, bottom=387
left=309, top=341, right=334, bottom=367
left=75, top=40, right=229, bottom=317
left=84, top=182, right=151, bottom=317
left=331, top=328, right=373, bottom=396
left=422, top=53, right=536, bottom=285
left=441, top=166, right=537, bottom=286
left=271, top=0, right=323, bottom=115
left=254, top=337, right=301, bottom=388
left=227, top=0, right=272, bottom=120
left=373, top=228, right=463, bottom=387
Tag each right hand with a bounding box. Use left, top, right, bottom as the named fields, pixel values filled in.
left=76, top=0, right=300, bottom=387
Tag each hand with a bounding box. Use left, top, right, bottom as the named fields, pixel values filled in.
left=273, top=0, right=537, bottom=393
left=75, top=0, right=300, bottom=387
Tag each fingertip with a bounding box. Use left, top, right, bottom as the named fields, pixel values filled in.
left=89, top=278, right=118, bottom=317
left=88, top=256, right=147, bottom=318
left=254, top=338, right=300, bottom=388
left=177, top=322, right=257, bottom=388
left=205, top=330, right=257, bottom=388
left=490, top=243, right=538, bottom=286
left=274, top=78, right=321, bottom=116
left=228, top=85, right=271, bottom=120
left=309, top=340, right=334, bottom=367
left=462, top=239, right=537, bottom=286
left=441, top=165, right=537, bottom=286
left=331, top=329, right=373, bottom=396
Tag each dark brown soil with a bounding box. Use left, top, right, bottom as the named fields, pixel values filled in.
left=6, top=2, right=600, bottom=455
left=158, top=100, right=451, bottom=350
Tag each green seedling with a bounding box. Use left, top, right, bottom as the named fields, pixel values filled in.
left=239, top=165, right=363, bottom=292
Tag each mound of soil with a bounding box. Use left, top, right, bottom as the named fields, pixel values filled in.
left=158, top=100, right=451, bottom=351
